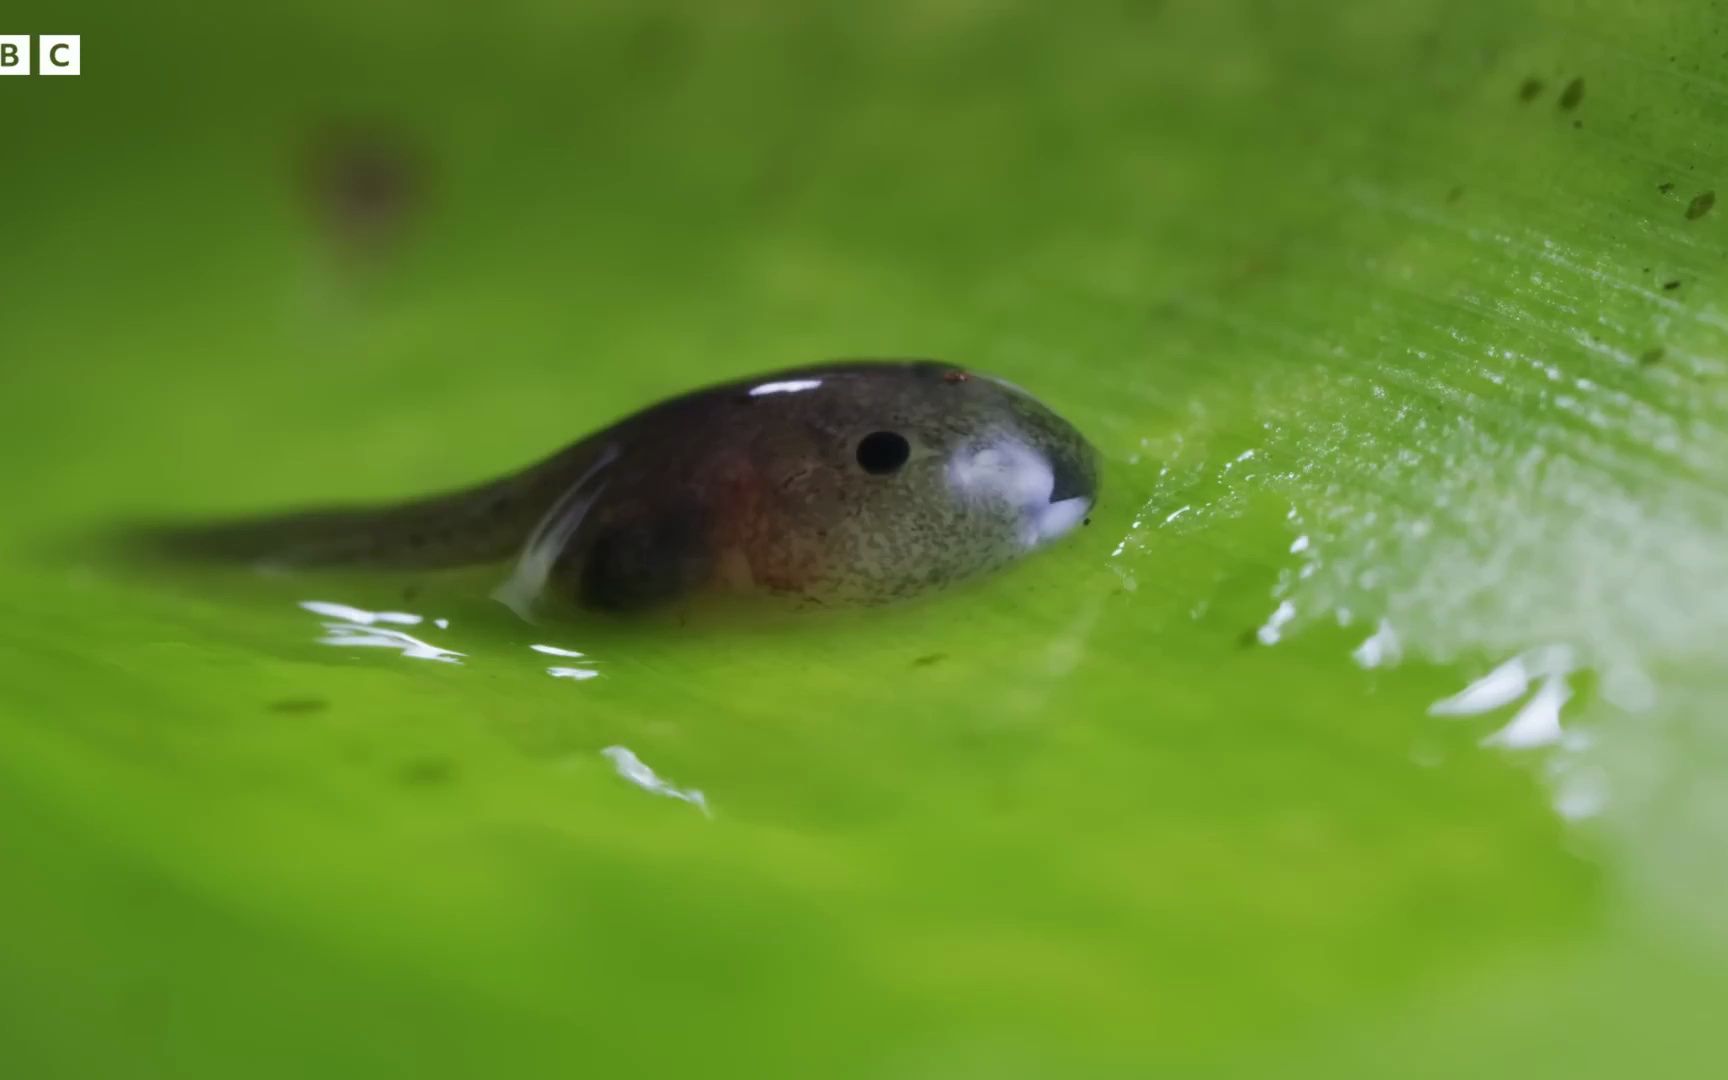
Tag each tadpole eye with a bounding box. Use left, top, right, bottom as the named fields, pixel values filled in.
left=855, top=431, right=911, bottom=475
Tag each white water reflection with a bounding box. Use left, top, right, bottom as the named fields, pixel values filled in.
left=533, top=642, right=599, bottom=681
left=601, top=746, right=710, bottom=817
left=296, top=603, right=610, bottom=678
left=1428, top=645, right=1577, bottom=750
left=300, top=600, right=464, bottom=663
left=1351, top=618, right=1402, bottom=669
left=492, top=443, right=620, bottom=622
left=531, top=643, right=585, bottom=658
left=1482, top=672, right=1573, bottom=750
left=1255, top=600, right=1297, bottom=645
left=1548, top=752, right=1608, bottom=822
left=300, top=599, right=424, bottom=627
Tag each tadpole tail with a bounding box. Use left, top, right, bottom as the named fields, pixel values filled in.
left=121, top=497, right=509, bottom=570
left=117, top=441, right=607, bottom=572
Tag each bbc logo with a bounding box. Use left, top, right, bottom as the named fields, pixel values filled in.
left=0, top=35, right=80, bottom=76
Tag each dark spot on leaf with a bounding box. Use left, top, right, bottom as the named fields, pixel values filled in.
left=624, top=12, right=691, bottom=73
left=299, top=120, right=431, bottom=261
left=1237, top=627, right=1261, bottom=649
left=1687, top=191, right=1716, bottom=219
left=402, top=584, right=421, bottom=603
left=1572, top=120, right=1583, bottom=129
left=912, top=653, right=948, bottom=667
left=1639, top=347, right=1666, bottom=367
left=1083, top=517, right=1093, bottom=526
left=1659, top=182, right=1675, bottom=194
left=1558, top=77, right=1585, bottom=110
left=1517, top=76, right=1544, bottom=102
left=267, top=697, right=329, bottom=714
left=1446, top=185, right=1465, bottom=204
left=1663, top=279, right=1682, bottom=290
left=400, top=757, right=457, bottom=787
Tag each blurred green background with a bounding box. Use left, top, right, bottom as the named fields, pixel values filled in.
left=4, top=0, right=1727, bottom=1076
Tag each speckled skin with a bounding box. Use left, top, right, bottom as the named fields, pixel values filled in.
left=147, top=360, right=1098, bottom=613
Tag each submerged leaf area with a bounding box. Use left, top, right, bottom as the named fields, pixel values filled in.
left=1, top=1, right=1725, bottom=1076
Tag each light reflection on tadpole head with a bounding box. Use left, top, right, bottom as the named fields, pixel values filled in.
left=944, top=434, right=1096, bottom=551
left=747, top=378, right=823, bottom=398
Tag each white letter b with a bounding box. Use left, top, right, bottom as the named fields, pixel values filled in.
left=0, top=35, right=30, bottom=75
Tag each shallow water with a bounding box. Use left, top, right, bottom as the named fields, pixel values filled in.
left=4, top=2, right=1727, bottom=1076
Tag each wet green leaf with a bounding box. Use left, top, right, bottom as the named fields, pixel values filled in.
left=2, top=1, right=1725, bottom=1076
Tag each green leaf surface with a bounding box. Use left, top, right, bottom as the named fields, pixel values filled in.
left=2, top=1, right=1725, bottom=1076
